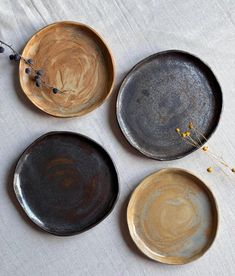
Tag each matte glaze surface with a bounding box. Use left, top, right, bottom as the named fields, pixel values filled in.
left=13, top=132, right=119, bottom=235
left=19, top=21, right=115, bottom=117
left=117, top=50, right=222, bottom=160
left=127, top=168, right=218, bottom=264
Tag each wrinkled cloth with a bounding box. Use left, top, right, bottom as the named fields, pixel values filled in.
left=0, top=0, right=235, bottom=275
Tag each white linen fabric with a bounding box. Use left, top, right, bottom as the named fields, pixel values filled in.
left=0, top=0, right=235, bottom=275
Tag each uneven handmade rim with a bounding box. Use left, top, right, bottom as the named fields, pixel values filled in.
left=116, top=50, right=223, bottom=161
left=13, top=131, right=119, bottom=236
left=19, top=21, right=116, bottom=118
left=127, top=168, right=219, bottom=264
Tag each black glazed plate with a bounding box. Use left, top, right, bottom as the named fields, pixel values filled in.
left=13, top=132, right=119, bottom=236
left=116, top=50, right=223, bottom=160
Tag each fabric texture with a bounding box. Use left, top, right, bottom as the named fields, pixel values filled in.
left=0, top=0, right=235, bottom=275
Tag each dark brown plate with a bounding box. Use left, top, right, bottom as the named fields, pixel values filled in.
left=13, top=132, right=119, bottom=236
left=116, top=50, right=223, bottom=160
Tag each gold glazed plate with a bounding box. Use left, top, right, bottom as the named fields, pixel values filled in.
left=19, top=21, right=115, bottom=117
left=127, top=168, right=218, bottom=264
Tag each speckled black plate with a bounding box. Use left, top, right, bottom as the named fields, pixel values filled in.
left=13, top=132, right=119, bottom=236
left=117, top=50, right=222, bottom=160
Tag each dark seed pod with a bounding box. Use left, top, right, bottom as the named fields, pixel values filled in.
left=36, top=70, right=43, bottom=76
left=0, top=46, right=5, bottom=53
left=34, top=75, right=40, bottom=80
left=25, top=68, right=31, bottom=74
left=9, top=54, right=14, bottom=60
left=27, top=59, right=33, bottom=65
left=14, top=54, right=21, bottom=61
left=35, top=79, right=41, bottom=87
left=52, top=87, right=59, bottom=94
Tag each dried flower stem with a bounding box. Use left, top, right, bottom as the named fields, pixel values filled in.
left=0, top=40, right=16, bottom=53
left=191, top=125, right=208, bottom=143
left=191, top=127, right=203, bottom=146
left=176, top=122, right=235, bottom=176
left=181, top=137, right=197, bottom=147
left=205, top=149, right=231, bottom=178
left=193, top=126, right=232, bottom=169
left=0, top=39, right=62, bottom=94
left=188, top=136, right=200, bottom=148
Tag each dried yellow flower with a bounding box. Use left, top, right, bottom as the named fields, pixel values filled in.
left=189, top=122, right=193, bottom=129
left=175, top=122, right=233, bottom=177
left=207, top=167, right=213, bottom=173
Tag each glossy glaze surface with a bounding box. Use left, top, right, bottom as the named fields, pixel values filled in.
left=117, top=50, right=222, bottom=160
left=14, top=132, right=119, bottom=235
left=19, top=22, right=115, bottom=117
left=127, top=168, right=218, bottom=264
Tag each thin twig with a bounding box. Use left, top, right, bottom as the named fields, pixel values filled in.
left=176, top=122, right=235, bottom=178
left=0, top=39, right=62, bottom=93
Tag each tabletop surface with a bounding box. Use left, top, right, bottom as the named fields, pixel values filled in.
left=1, top=0, right=235, bottom=275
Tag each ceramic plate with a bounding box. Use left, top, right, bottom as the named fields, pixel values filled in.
left=127, top=168, right=218, bottom=264
left=14, top=132, right=119, bottom=235
left=19, top=21, right=115, bottom=117
left=117, top=50, right=222, bottom=160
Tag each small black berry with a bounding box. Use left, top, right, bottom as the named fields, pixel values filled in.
left=35, top=79, right=41, bottom=87
left=52, top=88, right=59, bottom=94
left=25, top=68, right=31, bottom=74
left=14, top=54, right=21, bottom=61
left=36, top=70, right=43, bottom=76
left=27, top=59, right=33, bottom=65
left=34, top=75, right=40, bottom=80
left=0, top=46, right=5, bottom=53
left=9, top=54, right=14, bottom=60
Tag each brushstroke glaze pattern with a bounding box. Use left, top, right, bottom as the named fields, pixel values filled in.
left=19, top=22, right=115, bottom=117
left=127, top=169, right=218, bottom=264
left=13, top=132, right=119, bottom=235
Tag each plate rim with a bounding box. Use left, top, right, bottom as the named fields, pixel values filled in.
left=116, top=49, right=223, bottom=161
left=127, top=168, right=219, bottom=264
left=19, top=21, right=116, bottom=118
left=13, top=131, right=120, bottom=236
